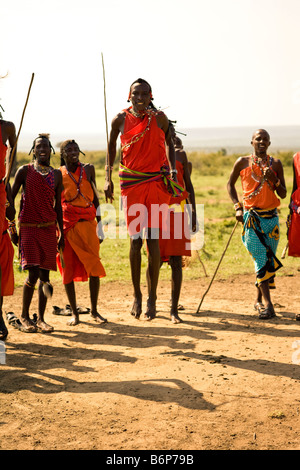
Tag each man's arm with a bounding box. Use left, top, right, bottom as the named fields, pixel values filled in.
left=181, top=151, right=197, bottom=232
left=104, top=113, right=124, bottom=202
left=11, top=165, right=27, bottom=200
left=4, top=121, right=17, bottom=179
left=54, top=169, right=64, bottom=251
left=5, top=182, right=18, bottom=246
left=227, top=157, right=244, bottom=222
left=264, top=160, right=286, bottom=199
left=157, top=114, right=176, bottom=179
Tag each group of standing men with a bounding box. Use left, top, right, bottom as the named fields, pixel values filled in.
left=1, top=78, right=300, bottom=341
left=0, top=78, right=197, bottom=341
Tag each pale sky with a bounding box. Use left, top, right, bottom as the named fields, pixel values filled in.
left=1, top=0, right=300, bottom=147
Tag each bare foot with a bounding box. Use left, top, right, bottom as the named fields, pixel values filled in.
left=131, top=298, right=142, bottom=319
left=67, top=314, right=80, bottom=326
left=20, top=316, right=37, bottom=333
left=170, top=313, right=182, bottom=324
left=145, top=299, right=156, bottom=321
left=91, top=313, right=107, bottom=324
left=36, top=320, right=54, bottom=333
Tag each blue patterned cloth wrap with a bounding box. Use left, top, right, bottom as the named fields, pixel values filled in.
left=242, top=208, right=282, bottom=285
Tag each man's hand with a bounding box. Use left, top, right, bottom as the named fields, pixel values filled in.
left=263, top=167, right=277, bottom=185
left=170, top=171, right=178, bottom=183
left=58, top=235, right=65, bottom=252
left=104, top=179, right=114, bottom=203
left=235, top=208, right=244, bottom=223
left=96, top=220, right=105, bottom=244
left=191, top=211, right=198, bottom=233
left=10, top=232, right=19, bottom=247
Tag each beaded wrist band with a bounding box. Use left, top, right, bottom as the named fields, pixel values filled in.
left=275, top=179, right=280, bottom=188
left=234, top=202, right=242, bottom=211
left=8, top=220, right=17, bottom=236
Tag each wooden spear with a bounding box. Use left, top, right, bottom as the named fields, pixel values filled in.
left=4, top=73, right=35, bottom=187
left=196, top=220, right=239, bottom=313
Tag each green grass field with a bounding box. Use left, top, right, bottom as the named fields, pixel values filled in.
left=10, top=149, right=299, bottom=288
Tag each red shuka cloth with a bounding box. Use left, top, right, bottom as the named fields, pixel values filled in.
left=56, top=165, right=106, bottom=284
left=289, top=152, right=300, bottom=256
left=0, top=124, right=7, bottom=243
left=120, top=109, right=174, bottom=236
left=0, top=219, right=14, bottom=296
left=159, top=160, right=191, bottom=260
left=19, top=165, right=57, bottom=271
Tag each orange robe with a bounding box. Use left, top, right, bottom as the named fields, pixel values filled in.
left=240, top=159, right=280, bottom=210
left=159, top=160, right=191, bottom=260
left=0, top=219, right=14, bottom=296
left=56, top=164, right=106, bottom=284
left=288, top=152, right=300, bottom=256
left=120, top=108, right=174, bottom=236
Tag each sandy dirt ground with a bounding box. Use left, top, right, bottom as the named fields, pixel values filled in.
left=0, top=273, right=300, bottom=451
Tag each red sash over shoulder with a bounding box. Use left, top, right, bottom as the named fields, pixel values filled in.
left=120, top=108, right=167, bottom=173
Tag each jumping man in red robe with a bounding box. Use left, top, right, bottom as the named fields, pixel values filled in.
left=104, top=79, right=178, bottom=321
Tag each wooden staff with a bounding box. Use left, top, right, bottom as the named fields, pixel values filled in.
left=101, top=54, right=110, bottom=173
left=4, top=73, right=35, bottom=187
left=196, top=220, right=239, bottom=313
left=59, top=248, right=65, bottom=269
left=281, top=242, right=289, bottom=259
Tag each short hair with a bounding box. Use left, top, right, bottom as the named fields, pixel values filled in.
left=28, top=133, right=55, bottom=156
left=127, top=78, right=153, bottom=102
left=59, top=139, right=85, bottom=166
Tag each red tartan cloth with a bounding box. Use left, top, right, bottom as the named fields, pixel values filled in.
left=19, top=165, right=57, bottom=271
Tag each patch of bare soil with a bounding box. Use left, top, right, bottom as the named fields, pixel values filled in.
left=0, top=274, right=300, bottom=450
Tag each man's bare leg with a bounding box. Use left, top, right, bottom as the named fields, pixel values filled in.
left=20, top=267, right=38, bottom=332
left=145, top=232, right=160, bottom=320
left=0, top=295, right=8, bottom=341
left=169, top=255, right=183, bottom=324
left=89, top=276, right=107, bottom=323
left=129, top=237, right=143, bottom=318
left=257, top=280, right=275, bottom=319
left=64, top=281, right=79, bottom=326
left=36, top=269, right=54, bottom=332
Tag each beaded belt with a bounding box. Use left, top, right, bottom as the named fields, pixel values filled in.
left=19, top=221, right=56, bottom=228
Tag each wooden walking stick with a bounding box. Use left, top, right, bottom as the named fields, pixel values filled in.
left=281, top=213, right=291, bottom=259
left=101, top=53, right=114, bottom=202
left=196, top=220, right=239, bottom=313
left=4, top=73, right=35, bottom=187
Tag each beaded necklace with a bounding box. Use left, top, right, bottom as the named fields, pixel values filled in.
left=244, top=154, right=274, bottom=201
left=65, top=162, right=93, bottom=206
left=121, top=107, right=159, bottom=151
left=33, top=162, right=53, bottom=176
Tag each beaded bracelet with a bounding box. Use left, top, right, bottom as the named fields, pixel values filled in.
left=234, top=202, right=242, bottom=211
left=171, top=169, right=178, bottom=174
left=8, top=220, right=17, bottom=236
left=275, top=179, right=280, bottom=188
